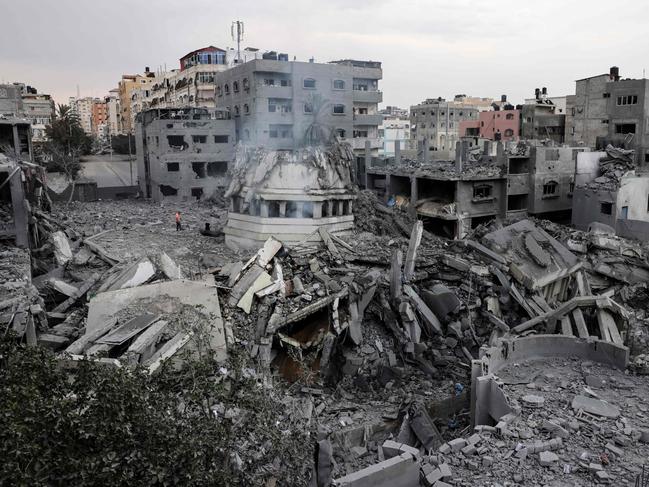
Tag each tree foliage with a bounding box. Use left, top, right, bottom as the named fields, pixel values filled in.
left=0, top=335, right=312, bottom=486
left=41, top=104, right=92, bottom=179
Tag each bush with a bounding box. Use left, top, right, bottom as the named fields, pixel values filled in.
left=0, top=336, right=312, bottom=486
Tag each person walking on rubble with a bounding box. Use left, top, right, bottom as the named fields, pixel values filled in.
left=175, top=211, right=182, bottom=231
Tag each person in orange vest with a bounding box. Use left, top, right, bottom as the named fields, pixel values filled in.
left=175, top=211, right=182, bottom=231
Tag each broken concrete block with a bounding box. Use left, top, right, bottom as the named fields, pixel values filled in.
left=571, top=395, right=620, bottom=418
left=438, top=443, right=451, bottom=454
left=51, top=231, right=72, bottom=265
left=605, top=442, right=623, bottom=458
left=333, top=452, right=419, bottom=487
left=424, top=468, right=442, bottom=486
left=539, top=451, right=558, bottom=466
left=158, top=251, right=183, bottom=280
left=381, top=440, right=402, bottom=458
left=448, top=438, right=466, bottom=452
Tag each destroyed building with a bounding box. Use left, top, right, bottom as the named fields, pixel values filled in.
left=572, top=145, right=649, bottom=240
left=135, top=107, right=235, bottom=201
left=520, top=88, right=566, bottom=144
left=223, top=140, right=356, bottom=249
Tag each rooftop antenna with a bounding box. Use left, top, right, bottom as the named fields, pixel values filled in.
left=231, top=20, right=244, bottom=64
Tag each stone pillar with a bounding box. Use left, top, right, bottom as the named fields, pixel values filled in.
left=337, top=200, right=344, bottom=217
left=394, top=139, right=401, bottom=165
left=12, top=125, right=21, bottom=156
left=422, top=137, right=429, bottom=163
left=313, top=201, right=323, bottom=219
left=279, top=201, right=287, bottom=218
left=455, top=141, right=462, bottom=172
left=260, top=200, right=269, bottom=218
left=347, top=200, right=354, bottom=215
left=296, top=201, right=305, bottom=218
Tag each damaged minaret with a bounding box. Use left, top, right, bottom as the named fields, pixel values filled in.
left=223, top=140, right=357, bottom=249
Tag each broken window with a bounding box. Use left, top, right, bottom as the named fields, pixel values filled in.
left=342, top=200, right=350, bottom=215
left=615, top=123, right=635, bottom=134
left=473, top=184, right=493, bottom=200
left=508, top=194, right=528, bottom=211
left=191, top=188, right=203, bottom=200
left=333, top=79, right=345, bottom=90
left=506, top=113, right=514, bottom=120
left=214, top=135, right=229, bottom=143
left=543, top=181, right=558, bottom=196
left=167, top=162, right=179, bottom=172
left=192, top=162, right=206, bottom=179
left=504, top=128, right=514, bottom=137
left=192, top=135, right=207, bottom=144
left=207, top=161, right=227, bottom=176
left=336, top=128, right=346, bottom=138
left=269, top=128, right=278, bottom=138
left=167, top=135, right=186, bottom=149
left=601, top=202, right=613, bottom=215
left=304, top=103, right=313, bottom=114
left=303, top=78, right=316, bottom=89
left=333, top=104, right=345, bottom=115
left=159, top=184, right=177, bottom=196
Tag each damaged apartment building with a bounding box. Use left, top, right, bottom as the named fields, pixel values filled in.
left=135, top=107, right=235, bottom=201
left=366, top=140, right=589, bottom=237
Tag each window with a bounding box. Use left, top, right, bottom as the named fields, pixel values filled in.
left=473, top=184, right=493, bottom=199
left=207, top=161, right=228, bottom=176
left=192, top=135, right=207, bottom=143
left=269, top=128, right=278, bottom=138
left=243, top=78, right=250, bottom=90
left=191, top=188, right=203, bottom=200
left=603, top=93, right=610, bottom=98
left=333, top=104, right=345, bottom=114
left=601, top=202, right=613, bottom=215
left=214, top=135, right=229, bottom=143
left=234, top=105, right=240, bottom=117
left=280, top=79, right=291, bottom=87
left=303, top=78, right=316, bottom=89
left=506, top=113, right=514, bottom=120
left=167, top=162, right=179, bottom=172
left=543, top=181, right=558, bottom=196
left=197, top=72, right=215, bottom=84
left=336, top=128, right=346, bottom=138
left=621, top=206, right=628, bottom=219
left=191, top=162, right=206, bottom=179
left=569, top=182, right=575, bottom=194
left=233, top=81, right=239, bottom=93
left=504, top=129, right=514, bottom=137
left=602, top=119, right=609, bottom=124
left=167, top=135, right=185, bottom=148
left=224, top=84, right=230, bottom=95
left=333, top=79, right=345, bottom=90
left=263, top=78, right=275, bottom=86
left=615, top=123, right=635, bottom=134
left=268, top=98, right=291, bottom=113
left=244, top=104, right=249, bottom=115
left=304, top=103, right=313, bottom=114
left=616, top=95, right=638, bottom=106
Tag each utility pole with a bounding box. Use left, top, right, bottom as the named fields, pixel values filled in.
left=231, top=20, right=244, bottom=64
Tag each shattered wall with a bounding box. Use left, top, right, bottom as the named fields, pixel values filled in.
left=135, top=109, right=235, bottom=202
left=224, top=141, right=356, bottom=249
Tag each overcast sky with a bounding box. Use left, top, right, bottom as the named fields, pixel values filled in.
left=2, top=0, right=648, bottom=109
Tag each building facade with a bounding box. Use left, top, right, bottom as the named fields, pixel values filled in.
left=91, top=100, right=108, bottom=138
left=409, top=98, right=480, bottom=159
left=22, top=93, right=55, bottom=142
left=459, top=108, right=520, bottom=142
left=379, top=118, right=410, bottom=156
left=105, top=89, right=121, bottom=136
left=520, top=88, right=566, bottom=144
left=69, top=96, right=95, bottom=135
left=118, top=70, right=155, bottom=134
left=213, top=57, right=383, bottom=157
left=135, top=107, right=235, bottom=202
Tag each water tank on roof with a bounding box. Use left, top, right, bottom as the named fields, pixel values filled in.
left=278, top=53, right=288, bottom=61
left=262, top=51, right=278, bottom=60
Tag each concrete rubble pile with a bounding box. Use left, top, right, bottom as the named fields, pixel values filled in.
left=582, top=144, right=637, bottom=191
left=3, top=174, right=649, bottom=485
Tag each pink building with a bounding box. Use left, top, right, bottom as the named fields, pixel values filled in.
left=459, top=109, right=520, bottom=141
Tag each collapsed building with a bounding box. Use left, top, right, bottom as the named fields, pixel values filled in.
left=223, top=140, right=357, bottom=249
left=572, top=145, right=649, bottom=241
left=135, top=107, right=235, bottom=201
left=366, top=140, right=589, bottom=237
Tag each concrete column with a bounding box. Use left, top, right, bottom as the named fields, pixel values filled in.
left=313, top=201, right=323, bottom=219
left=422, top=137, right=429, bottom=163
left=347, top=200, right=353, bottom=215
left=385, top=174, right=392, bottom=203
left=337, top=200, right=344, bottom=216
left=260, top=200, right=269, bottom=218
left=410, top=177, right=418, bottom=205
left=279, top=201, right=287, bottom=217
left=229, top=198, right=234, bottom=212
left=483, top=140, right=491, bottom=156
left=12, top=125, right=21, bottom=156
left=394, top=139, right=401, bottom=165
left=9, top=169, right=29, bottom=248
left=296, top=201, right=305, bottom=218
left=455, top=141, right=462, bottom=172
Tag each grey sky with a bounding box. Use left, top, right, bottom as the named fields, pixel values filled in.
left=2, top=0, right=648, bottom=108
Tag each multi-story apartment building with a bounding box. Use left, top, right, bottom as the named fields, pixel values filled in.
left=141, top=46, right=233, bottom=111
left=135, top=107, right=235, bottom=202
left=571, top=66, right=649, bottom=165
left=409, top=98, right=480, bottom=159
left=118, top=69, right=155, bottom=134
left=105, top=89, right=121, bottom=136
left=0, top=84, right=23, bottom=115
left=459, top=106, right=520, bottom=142
left=379, top=118, right=410, bottom=156
left=69, top=96, right=95, bottom=135
left=520, top=88, right=566, bottom=144
left=0, top=84, right=55, bottom=142
left=213, top=56, right=383, bottom=159
left=91, top=100, right=108, bottom=138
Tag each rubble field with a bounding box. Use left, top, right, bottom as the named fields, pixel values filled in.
left=2, top=187, right=649, bottom=486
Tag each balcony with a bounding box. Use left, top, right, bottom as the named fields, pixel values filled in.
left=353, top=113, right=383, bottom=126
left=350, top=137, right=381, bottom=150
left=353, top=90, right=383, bottom=103
left=255, top=84, right=293, bottom=99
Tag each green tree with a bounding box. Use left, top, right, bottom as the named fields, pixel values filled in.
left=41, top=105, right=92, bottom=195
